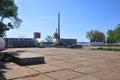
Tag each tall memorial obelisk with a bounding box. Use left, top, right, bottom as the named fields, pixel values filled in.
left=58, top=12, right=60, bottom=44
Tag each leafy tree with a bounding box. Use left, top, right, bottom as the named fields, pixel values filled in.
left=86, top=30, right=105, bottom=42
left=0, top=0, right=22, bottom=37
left=114, top=24, right=120, bottom=42
left=107, top=24, right=120, bottom=45
left=107, top=29, right=115, bottom=44
left=45, top=35, right=53, bottom=42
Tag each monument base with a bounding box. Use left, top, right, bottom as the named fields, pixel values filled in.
left=4, top=52, right=45, bottom=66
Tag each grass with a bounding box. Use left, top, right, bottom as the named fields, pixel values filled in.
left=96, top=47, right=120, bottom=51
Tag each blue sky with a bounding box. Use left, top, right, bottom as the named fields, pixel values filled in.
left=6, top=0, right=120, bottom=42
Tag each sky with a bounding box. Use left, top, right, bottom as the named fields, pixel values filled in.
left=6, top=0, right=120, bottom=42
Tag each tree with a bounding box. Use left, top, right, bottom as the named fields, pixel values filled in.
left=86, top=30, right=105, bottom=42
left=114, top=24, right=120, bottom=42
left=107, top=29, right=115, bottom=44
left=45, top=35, right=53, bottom=42
left=107, top=24, right=120, bottom=45
left=0, top=0, right=22, bottom=37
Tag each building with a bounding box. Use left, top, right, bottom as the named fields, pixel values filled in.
left=40, top=42, right=54, bottom=47
left=90, top=38, right=104, bottom=46
left=60, top=39, right=77, bottom=45
left=5, top=38, right=37, bottom=47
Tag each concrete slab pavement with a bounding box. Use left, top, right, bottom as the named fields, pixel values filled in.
left=46, top=69, right=83, bottom=80
left=71, top=76, right=101, bottom=80
left=1, top=47, right=120, bottom=80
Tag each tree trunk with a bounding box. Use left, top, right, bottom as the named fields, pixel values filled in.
left=0, top=17, right=4, bottom=23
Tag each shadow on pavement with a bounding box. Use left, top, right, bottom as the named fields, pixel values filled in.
left=0, top=50, right=26, bottom=80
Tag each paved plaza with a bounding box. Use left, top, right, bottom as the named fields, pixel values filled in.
left=1, top=47, right=120, bottom=80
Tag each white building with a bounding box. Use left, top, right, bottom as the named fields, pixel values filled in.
left=90, top=38, right=104, bottom=46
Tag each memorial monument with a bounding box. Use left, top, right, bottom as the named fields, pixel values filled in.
left=0, top=37, right=5, bottom=50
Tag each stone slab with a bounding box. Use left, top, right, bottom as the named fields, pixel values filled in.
left=1, top=63, right=40, bottom=80
left=4, top=52, right=45, bottom=66
left=71, top=76, right=101, bottom=80
left=27, top=64, right=61, bottom=73
left=13, top=74, right=55, bottom=80
left=70, top=66, right=99, bottom=75
left=90, top=70, right=120, bottom=80
left=46, top=69, right=83, bottom=80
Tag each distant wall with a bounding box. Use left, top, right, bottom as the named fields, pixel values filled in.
left=40, top=42, right=54, bottom=47
left=60, top=39, right=77, bottom=45
left=5, top=38, right=37, bottom=47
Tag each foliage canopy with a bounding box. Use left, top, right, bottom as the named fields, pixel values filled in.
left=107, top=24, right=120, bottom=45
left=86, top=30, right=105, bottom=42
left=0, top=0, right=22, bottom=37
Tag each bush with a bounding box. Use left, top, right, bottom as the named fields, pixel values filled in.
left=97, top=47, right=103, bottom=50
left=96, top=47, right=120, bottom=51
left=36, top=41, right=40, bottom=46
